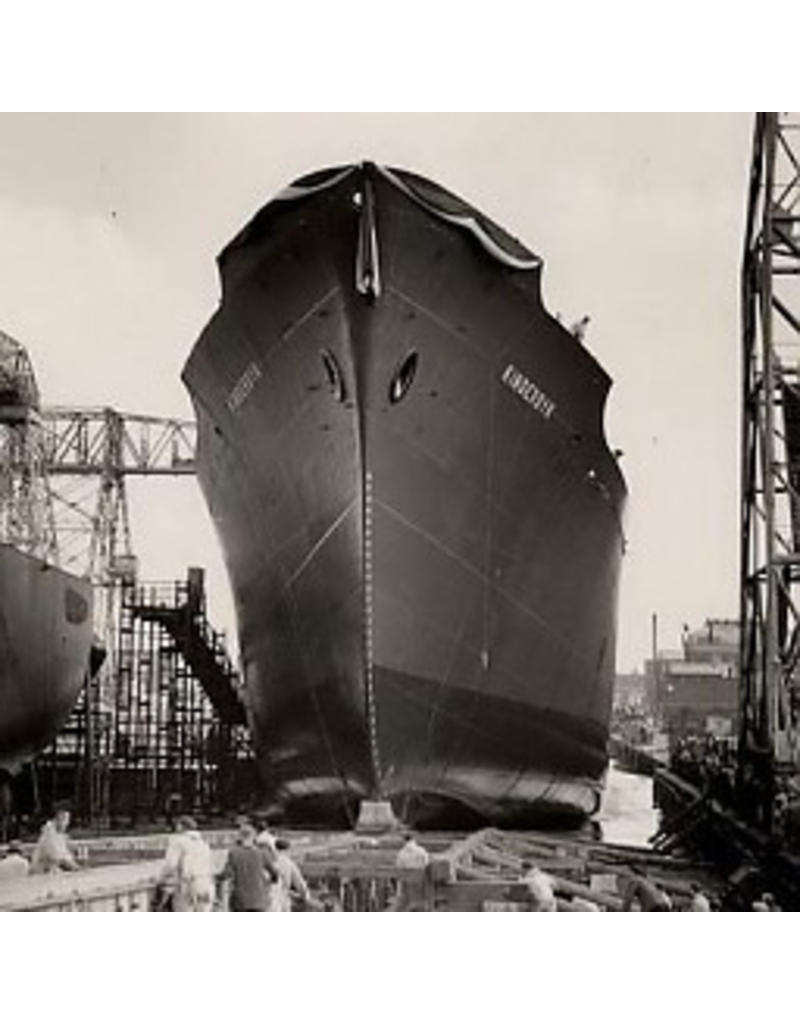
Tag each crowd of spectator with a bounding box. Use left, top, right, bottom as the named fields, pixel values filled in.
left=670, top=734, right=738, bottom=805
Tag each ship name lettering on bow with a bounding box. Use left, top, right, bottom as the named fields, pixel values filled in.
left=501, top=363, right=556, bottom=419
left=226, top=361, right=262, bottom=413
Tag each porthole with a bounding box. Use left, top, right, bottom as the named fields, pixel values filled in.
left=65, top=587, right=89, bottom=625
left=389, top=351, right=418, bottom=404
left=321, top=349, right=346, bottom=403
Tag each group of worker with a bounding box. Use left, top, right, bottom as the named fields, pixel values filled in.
left=619, top=864, right=712, bottom=911
left=0, top=805, right=313, bottom=911
left=0, top=810, right=788, bottom=911
left=670, top=736, right=800, bottom=854
left=612, top=705, right=655, bottom=747
left=617, top=867, right=781, bottom=911
left=158, top=814, right=311, bottom=912
left=391, top=839, right=718, bottom=912
left=670, top=734, right=738, bottom=805
left=518, top=860, right=724, bottom=911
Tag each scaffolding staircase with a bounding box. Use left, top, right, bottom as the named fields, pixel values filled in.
left=129, top=568, right=247, bottom=727
left=32, top=567, right=254, bottom=827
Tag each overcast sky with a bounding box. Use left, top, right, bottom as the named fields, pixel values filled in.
left=0, top=113, right=752, bottom=672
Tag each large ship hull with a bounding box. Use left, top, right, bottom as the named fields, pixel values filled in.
left=184, top=164, right=627, bottom=827
left=0, top=544, right=94, bottom=774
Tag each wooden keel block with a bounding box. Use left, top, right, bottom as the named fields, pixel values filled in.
left=354, top=800, right=400, bottom=833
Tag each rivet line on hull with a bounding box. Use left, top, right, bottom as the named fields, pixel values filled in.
left=363, top=470, right=382, bottom=795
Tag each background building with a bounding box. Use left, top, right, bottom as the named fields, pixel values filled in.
left=644, top=618, right=739, bottom=742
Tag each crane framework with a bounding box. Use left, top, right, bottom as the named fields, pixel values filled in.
left=1, top=405, right=198, bottom=708
left=740, top=112, right=800, bottom=822
left=40, top=406, right=196, bottom=584
left=2, top=405, right=196, bottom=578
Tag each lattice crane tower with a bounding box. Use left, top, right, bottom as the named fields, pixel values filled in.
left=40, top=406, right=196, bottom=585
left=740, top=112, right=800, bottom=826
left=1, top=330, right=198, bottom=677
left=0, top=330, right=58, bottom=562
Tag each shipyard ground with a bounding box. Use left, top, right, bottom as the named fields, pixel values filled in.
left=0, top=821, right=729, bottom=912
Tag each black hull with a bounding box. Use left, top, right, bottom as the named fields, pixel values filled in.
left=184, top=164, right=627, bottom=827
left=0, top=544, right=94, bottom=773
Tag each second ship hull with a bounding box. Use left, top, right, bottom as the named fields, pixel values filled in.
left=184, top=164, right=627, bottom=827
left=0, top=544, right=94, bottom=774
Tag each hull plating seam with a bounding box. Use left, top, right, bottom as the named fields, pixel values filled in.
left=364, top=470, right=382, bottom=795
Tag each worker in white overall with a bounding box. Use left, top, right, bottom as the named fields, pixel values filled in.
left=269, top=837, right=310, bottom=911
left=30, top=807, right=79, bottom=873
left=393, top=833, right=430, bottom=911
left=522, top=862, right=558, bottom=911
left=161, top=815, right=214, bottom=912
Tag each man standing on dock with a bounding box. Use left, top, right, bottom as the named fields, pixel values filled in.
left=160, top=815, right=214, bottom=911
left=393, top=833, right=431, bottom=911
left=396, top=833, right=430, bottom=869
left=270, top=837, right=309, bottom=911
left=30, top=806, right=79, bottom=874
left=255, top=816, right=277, bottom=854
left=217, top=822, right=278, bottom=911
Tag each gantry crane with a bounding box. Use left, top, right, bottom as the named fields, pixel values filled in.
left=2, top=334, right=251, bottom=824
left=1, top=339, right=199, bottom=704
left=2, top=367, right=197, bottom=587
left=740, top=112, right=800, bottom=828
left=40, top=405, right=196, bottom=585
left=42, top=408, right=198, bottom=721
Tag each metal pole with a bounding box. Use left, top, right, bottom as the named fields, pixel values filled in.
left=651, top=611, right=659, bottom=713
left=762, top=113, right=778, bottom=756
